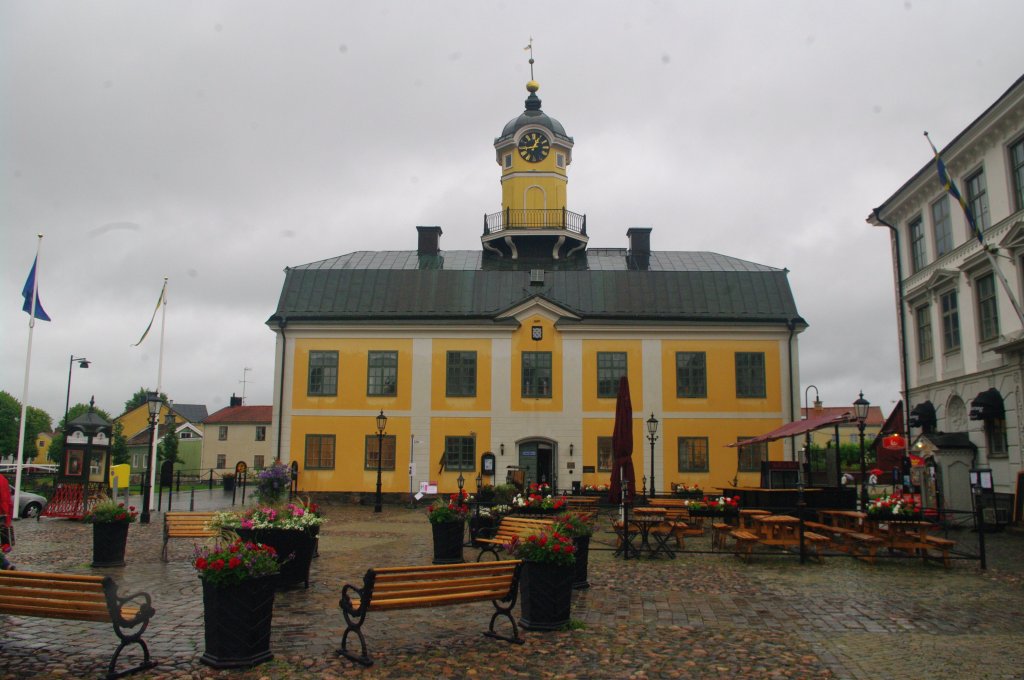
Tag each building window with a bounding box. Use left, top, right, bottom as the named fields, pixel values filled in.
left=735, top=352, right=766, bottom=398
left=218, top=426, right=228, bottom=441
left=308, top=350, right=338, bottom=396
left=965, top=168, right=990, bottom=232
left=253, top=454, right=265, bottom=469
left=446, top=351, right=477, bottom=397
left=940, top=290, right=960, bottom=353
left=596, top=352, right=627, bottom=398
left=365, top=434, right=397, bottom=470
left=304, top=434, right=336, bottom=469
left=915, top=305, right=933, bottom=362
left=444, top=436, right=475, bottom=471
left=255, top=426, right=266, bottom=442
left=597, top=436, right=613, bottom=472
left=179, top=430, right=193, bottom=439
left=1011, top=137, right=1024, bottom=211
left=522, top=351, right=552, bottom=398
left=504, top=154, right=512, bottom=169
left=677, top=437, right=709, bottom=472
left=556, top=153, right=565, bottom=169
left=367, top=351, right=398, bottom=396
left=986, top=418, right=1008, bottom=457
left=737, top=437, right=767, bottom=472
left=976, top=273, right=999, bottom=342
left=676, top=351, right=707, bottom=398
left=931, top=196, right=953, bottom=257
left=909, top=215, right=926, bottom=272
left=216, top=454, right=226, bottom=469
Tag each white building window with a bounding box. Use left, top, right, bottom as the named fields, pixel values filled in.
left=932, top=196, right=953, bottom=257
left=915, top=305, right=933, bottom=361
left=909, top=216, right=926, bottom=272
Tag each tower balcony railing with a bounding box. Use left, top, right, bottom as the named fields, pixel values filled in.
left=484, top=208, right=587, bottom=236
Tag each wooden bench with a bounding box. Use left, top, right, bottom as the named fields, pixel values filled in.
left=0, top=570, right=157, bottom=679
left=730, top=529, right=759, bottom=562
left=801, top=531, right=831, bottom=563
left=711, top=522, right=733, bottom=550
left=161, top=511, right=218, bottom=561
left=475, top=517, right=553, bottom=561
left=923, top=535, right=957, bottom=568
left=338, top=560, right=523, bottom=666
left=847, top=532, right=885, bottom=564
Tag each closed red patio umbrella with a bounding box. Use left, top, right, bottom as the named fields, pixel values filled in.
left=608, top=376, right=636, bottom=505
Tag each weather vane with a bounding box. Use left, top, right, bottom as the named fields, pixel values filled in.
left=524, top=37, right=534, bottom=80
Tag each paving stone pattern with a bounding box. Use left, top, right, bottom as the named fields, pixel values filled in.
left=2, top=491, right=1022, bottom=679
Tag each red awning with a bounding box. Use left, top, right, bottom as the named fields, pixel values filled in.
left=727, top=411, right=853, bottom=447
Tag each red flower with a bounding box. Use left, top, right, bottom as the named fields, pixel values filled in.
left=228, top=556, right=241, bottom=569
left=210, top=559, right=225, bottom=571
left=195, top=557, right=207, bottom=569
left=229, top=543, right=240, bottom=553
left=115, top=513, right=127, bottom=521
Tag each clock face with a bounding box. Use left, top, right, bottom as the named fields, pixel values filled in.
left=518, top=131, right=550, bottom=163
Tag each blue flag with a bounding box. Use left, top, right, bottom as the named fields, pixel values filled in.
left=21, top=257, right=51, bottom=321
left=927, top=133, right=982, bottom=244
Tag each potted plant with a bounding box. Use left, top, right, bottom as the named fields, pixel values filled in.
left=210, top=499, right=325, bottom=589
left=511, top=483, right=568, bottom=515
left=469, top=504, right=511, bottom=546
left=254, top=462, right=291, bottom=504
left=193, top=538, right=280, bottom=668
left=222, top=473, right=236, bottom=492
left=866, top=494, right=921, bottom=521
left=684, top=495, right=740, bottom=518
left=504, top=529, right=576, bottom=631
left=83, top=498, right=138, bottom=567
left=553, top=512, right=594, bottom=590
left=581, top=483, right=608, bottom=497
left=426, top=490, right=470, bottom=564
left=672, top=482, right=703, bottom=499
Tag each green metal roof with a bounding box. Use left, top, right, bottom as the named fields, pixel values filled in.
left=268, top=250, right=804, bottom=327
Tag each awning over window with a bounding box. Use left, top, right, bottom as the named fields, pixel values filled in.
left=726, top=411, right=852, bottom=447
left=970, top=388, right=1005, bottom=421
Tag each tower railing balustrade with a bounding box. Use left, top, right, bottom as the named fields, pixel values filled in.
left=484, top=208, right=586, bottom=235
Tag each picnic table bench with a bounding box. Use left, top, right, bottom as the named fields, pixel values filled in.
left=0, top=570, right=157, bottom=679
left=162, top=511, right=219, bottom=561
left=338, top=560, right=523, bottom=666
left=475, top=516, right=553, bottom=560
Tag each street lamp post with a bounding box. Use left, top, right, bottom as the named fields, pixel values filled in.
left=140, top=392, right=161, bottom=524
left=374, top=410, right=387, bottom=513
left=646, top=413, right=659, bottom=499
left=63, top=355, right=90, bottom=433
left=853, top=392, right=871, bottom=511
left=802, top=386, right=821, bottom=488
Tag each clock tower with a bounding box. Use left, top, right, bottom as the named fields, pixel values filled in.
left=483, top=79, right=587, bottom=260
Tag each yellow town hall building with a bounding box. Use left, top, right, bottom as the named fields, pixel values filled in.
left=267, top=78, right=807, bottom=498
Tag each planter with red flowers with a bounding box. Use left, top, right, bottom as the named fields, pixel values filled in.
left=511, top=483, right=569, bottom=515
left=193, top=538, right=281, bottom=669
left=553, top=511, right=594, bottom=590
left=426, top=490, right=470, bottom=564
left=83, top=498, right=138, bottom=567
left=683, top=495, right=740, bottom=518
left=504, top=529, right=576, bottom=631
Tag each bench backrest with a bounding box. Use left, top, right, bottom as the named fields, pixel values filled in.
left=366, top=560, right=522, bottom=611
left=164, top=512, right=219, bottom=535
left=0, top=571, right=114, bottom=623
left=493, top=517, right=552, bottom=542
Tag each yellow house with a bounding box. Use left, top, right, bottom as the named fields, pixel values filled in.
left=267, top=78, right=807, bottom=498
left=34, top=431, right=53, bottom=461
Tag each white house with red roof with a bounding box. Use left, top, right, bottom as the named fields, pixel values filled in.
left=201, top=395, right=274, bottom=473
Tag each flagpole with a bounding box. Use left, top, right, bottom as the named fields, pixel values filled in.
left=13, top=234, right=44, bottom=521
left=147, top=277, right=168, bottom=518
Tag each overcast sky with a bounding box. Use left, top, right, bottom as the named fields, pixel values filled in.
left=3, top=1, right=1023, bottom=431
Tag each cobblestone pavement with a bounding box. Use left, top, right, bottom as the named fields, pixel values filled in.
left=2, top=492, right=1022, bottom=679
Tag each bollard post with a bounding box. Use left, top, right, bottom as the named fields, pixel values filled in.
left=190, top=487, right=195, bottom=511
left=176, top=470, right=181, bottom=492
left=208, top=469, right=214, bottom=491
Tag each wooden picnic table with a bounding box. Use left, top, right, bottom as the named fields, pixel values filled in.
left=865, top=519, right=936, bottom=557
left=738, top=508, right=771, bottom=530
left=818, top=509, right=865, bottom=531
left=752, top=514, right=801, bottom=547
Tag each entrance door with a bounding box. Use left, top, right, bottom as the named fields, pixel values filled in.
left=519, top=441, right=554, bottom=487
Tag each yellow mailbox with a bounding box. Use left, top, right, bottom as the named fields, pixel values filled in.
left=109, top=464, right=130, bottom=492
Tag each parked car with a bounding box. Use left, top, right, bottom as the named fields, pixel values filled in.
left=18, top=490, right=47, bottom=518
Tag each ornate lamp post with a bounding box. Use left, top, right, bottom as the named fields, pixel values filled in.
left=374, top=410, right=387, bottom=513
left=853, top=392, right=870, bottom=511
left=802, top=386, right=821, bottom=485
left=646, top=413, right=659, bottom=499
left=140, top=392, right=161, bottom=524
left=63, top=355, right=90, bottom=435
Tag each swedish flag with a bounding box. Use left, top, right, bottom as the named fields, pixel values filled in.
left=926, top=132, right=982, bottom=244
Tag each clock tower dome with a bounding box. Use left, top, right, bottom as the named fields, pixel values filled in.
left=483, top=80, right=587, bottom=260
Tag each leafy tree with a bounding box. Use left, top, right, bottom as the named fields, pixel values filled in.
left=110, top=422, right=130, bottom=465
left=157, top=427, right=181, bottom=465
left=47, top=401, right=114, bottom=463
left=123, top=388, right=169, bottom=416
left=0, top=391, right=53, bottom=461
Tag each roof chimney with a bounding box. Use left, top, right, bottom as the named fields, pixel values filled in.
left=417, top=226, right=443, bottom=255
left=627, top=227, right=652, bottom=256
left=230, top=393, right=243, bottom=408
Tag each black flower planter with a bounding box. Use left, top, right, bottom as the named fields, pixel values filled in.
left=91, top=522, right=129, bottom=567
left=431, top=521, right=465, bottom=564
left=222, top=477, right=236, bottom=492
left=518, top=560, right=574, bottom=631
left=572, top=535, right=591, bottom=590
left=469, top=516, right=499, bottom=547
left=200, top=577, right=275, bottom=669
left=236, top=528, right=316, bottom=589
